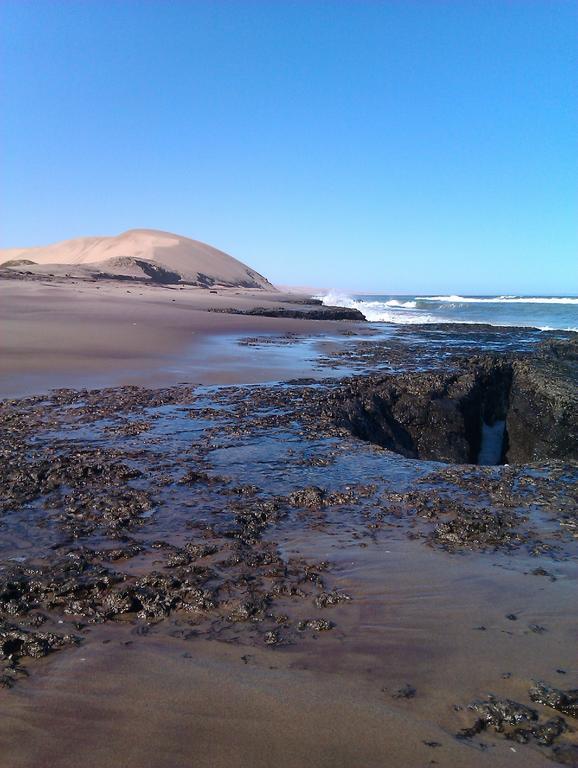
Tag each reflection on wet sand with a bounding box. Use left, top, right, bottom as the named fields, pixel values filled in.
left=0, top=330, right=576, bottom=767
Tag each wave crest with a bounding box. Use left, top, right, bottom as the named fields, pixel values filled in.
left=315, top=292, right=578, bottom=330
left=421, top=295, right=578, bottom=305
left=314, top=292, right=432, bottom=323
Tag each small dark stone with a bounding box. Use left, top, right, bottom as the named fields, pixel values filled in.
left=392, top=684, right=416, bottom=700
left=264, top=630, right=280, bottom=646
left=297, top=619, right=334, bottom=632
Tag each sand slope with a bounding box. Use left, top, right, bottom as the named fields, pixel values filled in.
left=0, top=229, right=274, bottom=288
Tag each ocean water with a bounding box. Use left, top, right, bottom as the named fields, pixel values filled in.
left=317, top=292, right=578, bottom=331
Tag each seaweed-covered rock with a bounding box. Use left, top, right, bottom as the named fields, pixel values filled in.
left=287, top=487, right=326, bottom=508
left=209, top=305, right=366, bottom=321
left=507, top=341, right=578, bottom=462
left=458, top=695, right=538, bottom=738
left=331, top=343, right=578, bottom=465
left=529, top=681, right=578, bottom=719
left=0, top=622, right=78, bottom=660
left=314, top=590, right=352, bottom=608
left=298, top=618, right=334, bottom=632
left=457, top=692, right=574, bottom=755
left=432, top=509, right=521, bottom=551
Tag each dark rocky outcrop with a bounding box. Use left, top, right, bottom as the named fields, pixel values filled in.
left=121, top=258, right=181, bottom=284
left=0, top=259, right=37, bottom=268
left=529, top=681, right=578, bottom=719
left=506, top=340, right=577, bottom=462
left=458, top=694, right=570, bottom=749
left=0, top=622, right=78, bottom=662
left=331, top=359, right=512, bottom=464
left=331, top=339, right=577, bottom=465
left=208, top=305, right=366, bottom=321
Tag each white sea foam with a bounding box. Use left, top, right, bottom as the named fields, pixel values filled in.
left=315, top=291, right=578, bottom=331
left=421, top=295, right=578, bottom=305
left=314, top=292, right=433, bottom=323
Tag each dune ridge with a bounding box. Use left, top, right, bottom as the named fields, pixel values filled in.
left=0, top=228, right=274, bottom=288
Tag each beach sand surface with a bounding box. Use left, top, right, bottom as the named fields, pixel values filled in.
left=0, top=278, right=353, bottom=397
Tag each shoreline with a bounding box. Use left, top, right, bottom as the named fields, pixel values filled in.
left=0, top=278, right=368, bottom=398
left=2, top=277, right=575, bottom=400
left=1, top=277, right=577, bottom=767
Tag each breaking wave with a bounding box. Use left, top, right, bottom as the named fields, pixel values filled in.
left=315, top=292, right=578, bottom=331
left=421, top=295, right=578, bottom=305
left=315, top=292, right=430, bottom=323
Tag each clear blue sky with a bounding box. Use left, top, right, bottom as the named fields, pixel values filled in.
left=1, top=1, right=576, bottom=294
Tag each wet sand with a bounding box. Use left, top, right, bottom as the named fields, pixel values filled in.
left=1, top=281, right=577, bottom=767
left=2, top=449, right=575, bottom=768
left=0, top=279, right=360, bottom=398
left=1, top=629, right=555, bottom=768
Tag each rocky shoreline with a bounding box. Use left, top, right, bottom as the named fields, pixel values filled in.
left=0, top=330, right=576, bottom=765
left=208, top=304, right=367, bottom=321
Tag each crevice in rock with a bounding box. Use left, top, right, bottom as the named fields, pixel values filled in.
left=331, top=349, right=577, bottom=466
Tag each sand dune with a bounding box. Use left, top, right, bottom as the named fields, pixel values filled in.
left=0, top=228, right=274, bottom=288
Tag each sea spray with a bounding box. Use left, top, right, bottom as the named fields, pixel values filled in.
left=316, top=293, right=578, bottom=331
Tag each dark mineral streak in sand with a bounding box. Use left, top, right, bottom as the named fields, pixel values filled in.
left=0, top=326, right=577, bottom=767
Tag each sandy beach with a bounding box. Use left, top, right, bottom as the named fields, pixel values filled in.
left=0, top=278, right=365, bottom=398
left=1, top=269, right=577, bottom=768
left=3, top=1, right=576, bottom=764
